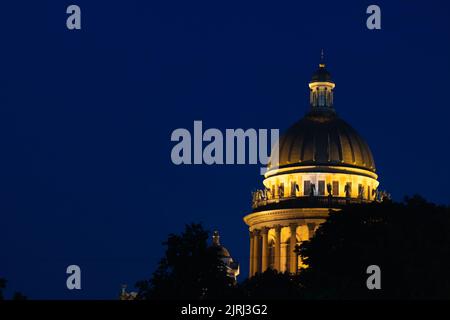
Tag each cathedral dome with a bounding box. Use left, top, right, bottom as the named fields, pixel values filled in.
left=210, top=231, right=240, bottom=280
left=268, top=112, right=376, bottom=172
left=244, top=55, right=381, bottom=278
left=210, top=231, right=231, bottom=258
left=214, top=245, right=231, bottom=258
left=267, top=52, right=375, bottom=175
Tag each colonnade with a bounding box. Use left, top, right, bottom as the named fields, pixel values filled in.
left=249, top=223, right=317, bottom=277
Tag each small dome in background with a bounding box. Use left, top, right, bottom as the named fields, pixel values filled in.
left=211, top=230, right=231, bottom=258
left=210, top=231, right=239, bottom=280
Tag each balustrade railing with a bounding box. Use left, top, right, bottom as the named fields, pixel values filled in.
left=251, top=189, right=377, bottom=211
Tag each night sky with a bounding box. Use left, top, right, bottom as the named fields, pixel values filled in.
left=1, top=0, right=449, bottom=299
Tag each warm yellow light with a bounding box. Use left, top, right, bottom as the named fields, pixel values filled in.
left=265, top=165, right=378, bottom=180
left=308, top=81, right=335, bottom=89
left=262, top=171, right=379, bottom=200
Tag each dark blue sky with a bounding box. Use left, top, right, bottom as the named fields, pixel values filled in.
left=1, top=0, right=449, bottom=299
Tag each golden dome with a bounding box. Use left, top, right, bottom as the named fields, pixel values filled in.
left=244, top=56, right=381, bottom=278
left=268, top=112, right=376, bottom=173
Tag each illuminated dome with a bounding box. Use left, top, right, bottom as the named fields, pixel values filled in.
left=243, top=53, right=381, bottom=278
left=268, top=112, right=376, bottom=173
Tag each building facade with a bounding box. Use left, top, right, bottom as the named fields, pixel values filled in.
left=244, top=57, right=380, bottom=276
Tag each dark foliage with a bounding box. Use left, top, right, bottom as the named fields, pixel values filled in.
left=298, top=196, right=450, bottom=299
left=0, top=278, right=27, bottom=300
left=136, top=197, right=450, bottom=300
left=0, top=278, right=5, bottom=300
left=239, top=269, right=303, bottom=299
left=136, top=223, right=236, bottom=299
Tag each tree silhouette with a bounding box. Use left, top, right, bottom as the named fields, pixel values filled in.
left=0, top=278, right=5, bottom=300
left=136, top=223, right=236, bottom=300
left=0, top=278, right=27, bottom=300
left=239, top=269, right=303, bottom=299
left=298, top=196, right=450, bottom=299
left=135, top=196, right=450, bottom=300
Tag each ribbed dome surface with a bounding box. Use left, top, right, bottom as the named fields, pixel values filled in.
left=211, top=244, right=231, bottom=258
left=268, top=113, right=376, bottom=172
left=310, top=65, right=333, bottom=82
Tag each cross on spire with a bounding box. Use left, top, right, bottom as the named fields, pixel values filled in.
left=320, top=49, right=325, bottom=67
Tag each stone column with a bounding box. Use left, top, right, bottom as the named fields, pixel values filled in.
left=253, top=229, right=261, bottom=275
left=289, top=223, right=298, bottom=274
left=307, top=223, right=316, bottom=240
left=274, top=225, right=281, bottom=271
left=249, top=230, right=254, bottom=277
left=261, top=227, right=269, bottom=272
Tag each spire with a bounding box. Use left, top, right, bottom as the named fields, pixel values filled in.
left=212, top=231, right=220, bottom=246
left=320, top=49, right=325, bottom=68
